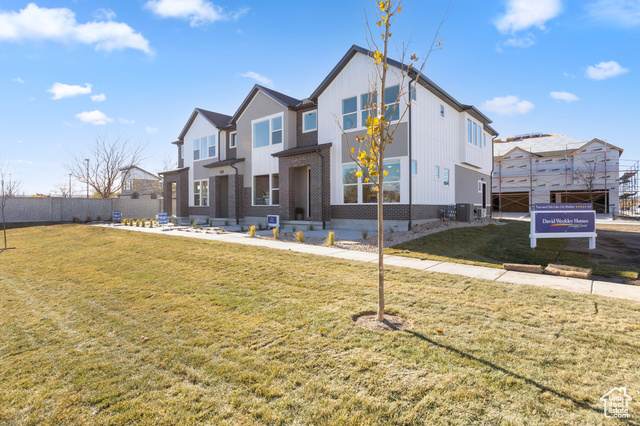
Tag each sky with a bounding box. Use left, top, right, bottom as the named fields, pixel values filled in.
left=1, top=0, right=639, bottom=195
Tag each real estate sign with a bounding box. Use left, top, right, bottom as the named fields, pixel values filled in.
left=158, top=212, right=168, bottom=225
left=530, top=203, right=596, bottom=249
left=112, top=211, right=122, bottom=223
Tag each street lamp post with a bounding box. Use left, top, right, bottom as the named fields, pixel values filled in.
left=85, top=159, right=89, bottom=198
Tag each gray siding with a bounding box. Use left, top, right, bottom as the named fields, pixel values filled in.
left=341, top=122, right=408, bottom=161
left=454, top=165, right=491, bottom=207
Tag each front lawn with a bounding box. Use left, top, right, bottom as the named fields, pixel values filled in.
left=1, top=224, right=638, bottom=424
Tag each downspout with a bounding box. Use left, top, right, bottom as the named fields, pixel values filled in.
left=313, top=148, right=326, bottom=230
left=218, top=130, right=223, bottom=160
left=230, top=162, right=240, bottom=225
left=408, top=87, right=413, bottom=231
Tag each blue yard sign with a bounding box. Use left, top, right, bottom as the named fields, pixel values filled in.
left=158, top=212, right=168, bottom=225
left=112, top=211, right=122, bottom=223
left=267, top=215, right=279, bottom=229
left=530, top=204, right=596, bottom=249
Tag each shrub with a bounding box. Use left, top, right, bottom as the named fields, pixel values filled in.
left=96, top=215, right=102, bottom=221
left=136, top=220, right=141, bottom=227
left=326, top=231, right=335, bottom=246
left=273, top=227, right=279, bottom=240
left=295, top=231, right=304, bottom=243
left=72, top=216, right=80, bottom=223
left=86, top=216, right=92, bottom=223
left=258, top=223, right=263, bottom=230
left=248, top=225, right=256, bottom=237
left=192, top=220, right=197, bottom=228
left=362, top=230, right=368, bottom=240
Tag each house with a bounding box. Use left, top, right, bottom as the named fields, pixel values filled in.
left=160, top=45, right=498, bottom=229
left=492, top=134, right=624, bottom=213
left=119, top=166, right=162, bottom=199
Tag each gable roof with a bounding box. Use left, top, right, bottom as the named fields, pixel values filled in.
left=178, top=108, right=233, bottom=141
left=569, top=138, right=624, bottom=156
left=119, top=165, right=160, bottom=180
left=230, top=84, right=309, bottom=124
left=495, top=147, right=539, bottom=162
left=308, top=45, right=496, bottom=132
left=494, top=134, right=624, bottom=159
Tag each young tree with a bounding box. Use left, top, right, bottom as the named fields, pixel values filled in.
left=341, top=0, right=446, bottom=321
left=0, top=167, right=21, bottom=250
left=64, top=134, right=146, bottom=199
left=574, top=160, right=602, bottom=206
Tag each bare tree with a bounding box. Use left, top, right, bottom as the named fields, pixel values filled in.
left=159, top=155, right=177, bottom=174
left=574, top=160, right=602, bottom=205
left=1, top=166, right=21, bottom=250
left=64, top=134, right=145, bottom=199
left=338, top=0, right=448, bottom=321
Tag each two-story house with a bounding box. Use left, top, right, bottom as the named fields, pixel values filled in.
left=160, top=45, right=498, bottom=229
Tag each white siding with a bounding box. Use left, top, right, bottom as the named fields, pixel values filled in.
left=183, top=113, right=218, bottom=206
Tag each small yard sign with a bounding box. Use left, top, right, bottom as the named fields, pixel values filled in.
left=158, top=212, right=168, bottom=226
left=112, top=211, right=122, bottom=224
left=267, top=215, right=279, bottom=229
left=530, top=203, right=596, bottom=249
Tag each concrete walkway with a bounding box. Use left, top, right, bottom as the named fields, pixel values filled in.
left=97, top=224, right=640, bottom=303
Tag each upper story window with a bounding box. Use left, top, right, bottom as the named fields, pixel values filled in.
left=361, top=92, right=377, bottom=125
left=409, top=83, right=417, bottom=101
left=303, top=110, right=317, bottom=132
left=440, top=105, right=445, bottom=118
left=384, top=85, right=400, bottom=122
left=473, top=123, right=478, bottom=146
left=444, top=168, right=450, bottom=186
left=208, top=135, right=217, bottom=157
left=467, top=120, right=472, bottom=144
left=230, top=132, right=237, bottom=148
left=342, top=97, right=357, bottom=130
left=193, top=139, right=200, bottom=160
left=253, top=114, right=283, bottom=148
left=435, top=165, right=440, bottom=179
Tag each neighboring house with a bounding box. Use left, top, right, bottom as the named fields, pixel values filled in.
left=492, top=134, right=623, bottom=213
left=119, top=166, right=162, bottom=199
left=160, top=45, right=498, bottom=229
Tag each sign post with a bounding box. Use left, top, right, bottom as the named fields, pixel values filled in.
left=112, top=211, right=122, bottom=225
left=158, top=212, right=168, bottom=231
left=530, top=203, right=596, bottom=249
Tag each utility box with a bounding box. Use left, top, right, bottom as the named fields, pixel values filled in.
left=456, top=203, right=474, bottom=222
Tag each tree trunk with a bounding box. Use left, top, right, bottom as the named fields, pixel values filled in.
left=377, top=172, right=385, bottom=321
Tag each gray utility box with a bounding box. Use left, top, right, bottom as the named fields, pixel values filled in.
left=456, top=203, right=474, bottom=222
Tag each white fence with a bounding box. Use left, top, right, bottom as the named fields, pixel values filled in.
left=2, top=197, right=162, bottom=223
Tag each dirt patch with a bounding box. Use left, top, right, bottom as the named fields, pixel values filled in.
left=563, top=224, right=640, bottom=269
left=354, top=313, right=411, bottom=332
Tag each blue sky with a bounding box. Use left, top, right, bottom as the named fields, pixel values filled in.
left=1, top=0, right=638, bottom=195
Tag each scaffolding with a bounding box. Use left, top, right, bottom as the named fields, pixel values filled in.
left=493, top=142, right=639, bottom=218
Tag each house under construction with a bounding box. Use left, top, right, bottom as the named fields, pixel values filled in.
left=492, top=134, right=639, bottom=217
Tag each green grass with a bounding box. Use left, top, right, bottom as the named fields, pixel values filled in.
left=1, top=224, right=639, bottom=424
left=386, top=220, right=640, bottom=280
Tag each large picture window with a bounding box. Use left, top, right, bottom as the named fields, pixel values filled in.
left=253, top=173, right=279, bottom=206
left=341, top=160, right=401, bottom=204
left=253, top=115, right=283, bottom=148
left=193, top=180, right=208, bottom=206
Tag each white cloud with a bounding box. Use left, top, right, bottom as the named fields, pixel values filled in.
left=91, top=93, right=106, bottom=102
left=119, top=118, right=135, bottom=124
left=76, top=110, right=113, bottom=125
left=481, top=95, right=535, bottom=116
left=550, top=91, right=580, bottom=102
left=503, top=34, right=535, bottom=48
left=13, top=77, right=25, bottom=83
left=146, top=127, right=159, bottom=134
left=495, top=0, right=562, bottom=33
left=48, top=82, right=92, bottom=100
left=241, top=71, right=274, bottom=87
left=586, top=0, right=640, bottom=26
left=585, top=60, right=629, bottom=80
left=94, top=8, right=116, bottom=21
left=145, top=0, right=247, bottom=26
left=0, top=4, right=152, bottom=54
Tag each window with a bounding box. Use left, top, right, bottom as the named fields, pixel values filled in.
left=411, top=160, right=417, bottom=175
left=444, top=168, right=450, bottom=186
left=342, top=164, right=358, bottom=203
left=124, top=180, right=133, bottom=191
left=342, top=96, right=357, bottom=130
left=230, top=132, right=237, bottom=148
left=384, top=85, right=400, bottom=122
left=208, top=135, right=217, bottom=158
left=193, top=180, right=208, bottom=206
left=303, top=110, right=317, bottom=132
left=473, top=122, right=477, bottom=146
left=253, top=174, right=279, bottom=206
left=360, top=92, right=377, bottom=126
left=440, top=104, right=445, bottom=118
left=342, top=160, right=401, bottom=204
left=193, top=139, right=200, bottom=160
left=253, top=114, right=283, bottom=148
left=409, top=83, right=417, bottom=101
left=435, top=166, right=440, bottom=179
left=467, top=120, right=472, bottom=144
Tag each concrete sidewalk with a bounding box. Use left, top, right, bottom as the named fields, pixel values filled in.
left=97, top=224, right=640, bottom=303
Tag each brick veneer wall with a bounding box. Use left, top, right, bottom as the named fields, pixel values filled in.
left=278, top=146, right=330, bottom=222
left=243, top=187, right=279, bottom=218
left=296, top=107, right=318, bottom=148
left=162, top=168, right=189, bottom=217
left=330, top=204, right=442, bottom=221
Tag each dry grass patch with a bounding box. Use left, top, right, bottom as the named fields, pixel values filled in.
left=0, top=224, right=639, bottom=424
